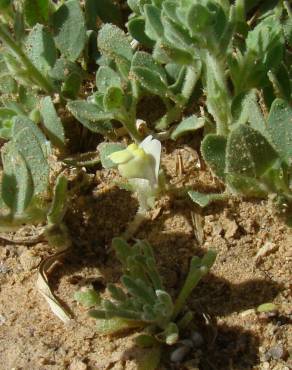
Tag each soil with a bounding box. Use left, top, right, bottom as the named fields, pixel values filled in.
left=0, top=137, right=291, bottom=370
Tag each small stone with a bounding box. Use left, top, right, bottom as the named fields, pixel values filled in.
left=224, top=220, right=238, bottom=239
left=19, top=250, right=41, bottom=271
left=266, top=345, right=285, bottom=360
left=69, top=359, right=87, bottom=370
left=171, top=346, right=191, bottom=363
left=0, top=262, right=9, bottom=274
left=0, top=314, right=6, bottom=325
left=191, top=331, right=204, bottom=347
left=262, top=362, right=270, bottom=370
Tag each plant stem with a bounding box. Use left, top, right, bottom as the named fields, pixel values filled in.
left=172, top=251, right=216, bottom=319
left=203, top=50, right=232, bottom=136
left=0, top=24, right=55, bottom=94
left=181, top=64, right=201, bottom=102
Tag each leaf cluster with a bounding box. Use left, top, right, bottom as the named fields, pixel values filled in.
left=76, top=238, right=216, bottom=347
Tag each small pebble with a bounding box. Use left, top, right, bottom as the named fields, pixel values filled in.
left=0, top=314, right=6, bottom=325
left=0, top=263, right=9, bottom=274
left=191, top=331, right=204, bottom=347
left=265, top=345, right=285, bottom=360
left=69, top=358, right=87, bottom=370
left=19, top=250, right=41, bottom=271
left=171, top=346, right=192, bottom=363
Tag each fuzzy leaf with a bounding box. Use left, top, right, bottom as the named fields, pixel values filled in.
left=132, top=67, right=168, bottom=97
left=67, top=101, right=113, bottom=134
left=162, top=16, right=193, bottom=50
left=74, top=288, right=100, bottom=308
left=1, top=142, right=33, bottom=214
left=187, top=3, right=213, bottom=34
left=137, top=346, right=161, bottom=370
left=188, top=191, right=227, bottom=207
left=95, top=317, right=142, bottom=335
left=171, top=115, right=204, bottom=140
left=226, top=124, right=279, bottom=178
left=12, top=123, right=49, bottom=196
left=13, top=116, right=49, bottom=157
left=47, top=175, right=67, bottom=225
left=98, top=24, right=133, bottom=64
left=267, top=99, right=292, bottom=166
left=144, top=5, right=163, bottom=40
left=63, top=151, right=100, bottom=167
left=201, top=134, right=227, bottom=180
left=96, top=66, right=121, bottom=93
left=128, top=17, right=155, bottom=48
left=25, top=24, right=57, bottom=75
left=226, top=173, right=268, bottom=197
left=51, top=0, right=86, bottom=61
left=0, top=108, right=17, bottom=139
left=49, top=58, right=84, bottom=82
left=61, top=72, right=81, bottom=99
left=131, top=51, right=167, bottom=83
left=40, top=96, right=65, bottom=148
left=231, top=90, right=267, bottom=137
left=103, top=86, right=124, bottom=111
left=24, top=0, right=49, bottom=26
left=98, top=142, right=125, bottom=169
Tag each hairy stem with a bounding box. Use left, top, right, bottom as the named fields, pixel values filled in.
left=0, top=24, right=55, bottom=93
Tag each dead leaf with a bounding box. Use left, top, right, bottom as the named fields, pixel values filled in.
left=37, top=249, right=72, bottom=323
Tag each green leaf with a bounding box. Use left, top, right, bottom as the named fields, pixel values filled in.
left=61, top=72, right=81, bottom=99
left=144, top=5, right=164, bottom=40
left=128, top=17, right=155, bottom=48
left=1, top=142, right=33, bottom=214
left=96, top=66, right=121, bottom=93
left=188, top=191, right=227, bottom=207
left=171, top=115, right=204, bottom=140
left=25, top=24, right=57, bottom=75
left=187, top=3, right=213, bottom=34
left=67, top=100, right=113, bottom=134
left=226, top=173, right=268, bottom=197
left=137, top=346, right=161, bottom=370
left=94, top=317, right=142, bottom=335
left=0, top=108, right=17, bottom=139
left=131, top=51, right=167, bottom=83
left=13, top=116, right=49, bottom=157
left=63, top=151, right=100, bottom=167
left=85, top=0, right=122, bottom=31
left=74, top=288, right=100, bottom=308
left=246, top=16, right=284, bottom=69
left=24, top=0, right=49, bottom=27
left=40, top=96, right=65, bottom=148
left=98, top=24, right=133, bottom=64
left=267, top=99, right=292, bottom=166
left=132, top=67, right=168, bottom=97
left=51, top=0, right=86, bottom=62
left=47, top=175, right=67, bottom=225
left=231, top=90, right=267, bottom=137
left=49, top=58, right=85, bottom=82
left=135, top=334, right=158, bottom=348
left=13, top=127, right=49, bottom=196
left=103, top=86, right=124, bottom=111
left=226, top=124, right=279, bottom=178
left=98, top=142, right=125, bottom=169
left=201, top=134, right=227, bottom=180
left=162, top=16, right=193, bottom=50
left=156, top=322, right=178, bottom=345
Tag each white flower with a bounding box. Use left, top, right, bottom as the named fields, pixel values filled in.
left=108, top=135, right=161, bottom=186
left=108, top=136, right=162, bottom=210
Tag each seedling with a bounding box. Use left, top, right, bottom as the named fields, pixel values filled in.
left=75, top=238, right=216, bottom=366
